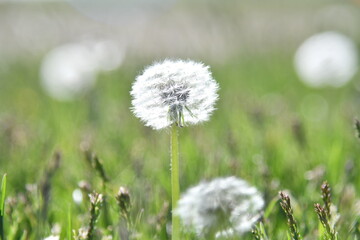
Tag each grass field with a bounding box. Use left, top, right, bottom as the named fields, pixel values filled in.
left=0, top=7, right=360, bottom=239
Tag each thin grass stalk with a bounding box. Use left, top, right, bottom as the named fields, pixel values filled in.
left=0, top=217, right=3, bottom=240
left=68, top=206, right=72, bottom=240
left=0, top=174, right=7, bottom=240
left=87, top=192, right=103, bottom=240
left=171, top=124, right=180, bottom=240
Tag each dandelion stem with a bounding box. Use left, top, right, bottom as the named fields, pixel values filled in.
left=171, top=124, right=180, bottom=240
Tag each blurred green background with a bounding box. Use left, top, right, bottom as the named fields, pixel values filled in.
left=0, top=0, right=359, bottom=239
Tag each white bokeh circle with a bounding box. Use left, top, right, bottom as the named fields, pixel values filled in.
left=294, top=31, right=359, bottom=87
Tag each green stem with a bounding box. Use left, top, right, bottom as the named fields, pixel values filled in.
left=171, top=124, right=180, bottom=240
left=0, top=215, right=4, bottom=240
left=102, top=183, right=112, bottom=227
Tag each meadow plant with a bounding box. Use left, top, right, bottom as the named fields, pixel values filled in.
left=131, top=59, right=219, bottom=239
left=40, top=152, right=61, bottom=223
left=252, top=222, right=269, bottom=240
left=279, top=192, right=302, bottom=240
left=175, top=176, right=264, bottom=239
left=86, top=192, right=103, bottom=240
left=321, top=181, right=332, bottom=220
left=314, top=204, right=338, bottom=240
left=82, top=152, right=111, bottom=227
left=116, top=186, right=132, bottom=239
left=314, top=181, right=338, bottom=240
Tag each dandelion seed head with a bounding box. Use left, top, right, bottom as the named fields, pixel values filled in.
left=175, top=176, right=264, bottom=237
left=131, top=59, right=219, bottom=129
left=41, top=40, right=125, bottom=101
left=40, top=43, right=98, bottom=101
left=294, top=31, right=359, bottom=87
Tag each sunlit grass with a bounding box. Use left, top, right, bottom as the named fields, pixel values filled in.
left=0, top=51, right=359, bottom=239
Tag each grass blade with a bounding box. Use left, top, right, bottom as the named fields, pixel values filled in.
left=68, top=205, right=72, bottom=240
left=0, top=174, right=6, bottom=216
left=0, top=174, right=7, bottom=240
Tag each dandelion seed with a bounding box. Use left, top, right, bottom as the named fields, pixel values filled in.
left=294, top=31, right=358, bottom=87
left=175, top=176, right=264, bottom=237
left=131, top=59, right=219, bottom=130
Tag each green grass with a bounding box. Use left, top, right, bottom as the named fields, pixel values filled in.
left=0, top=174, right=7, bottom=240
left=0, top=51, right=359, bottom=239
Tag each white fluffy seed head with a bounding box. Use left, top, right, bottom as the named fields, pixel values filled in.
left=131, top=59, right=219, bottom=130
left=41, top=40, right=125, bottom=101
left=175, top=176, right=264, bottom=237
left=294, top=31, right=359, bottom=87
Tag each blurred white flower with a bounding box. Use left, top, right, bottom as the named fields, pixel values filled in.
left=131, top=59, right=219, bottom=130
left=40, top=42, right=97, bottom=101
left=72, top=188, right=83, bottom=205
left=91, top=40, right=125, bottom=71
left=40, top=40, right=124, bottom=101
left=294, top=31, right=359, bottom=87
left=175, top=176, right=264, bottom=237
left=43, top=235, right=59, bottom=240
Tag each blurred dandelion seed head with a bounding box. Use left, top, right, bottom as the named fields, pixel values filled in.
left=40, top=40, right=125, bottom=101
left=294, top=31, right=359, bottom=87
left=131, top=59, right=219, bottom=130
left=175, top=176, right=264, bottom=237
